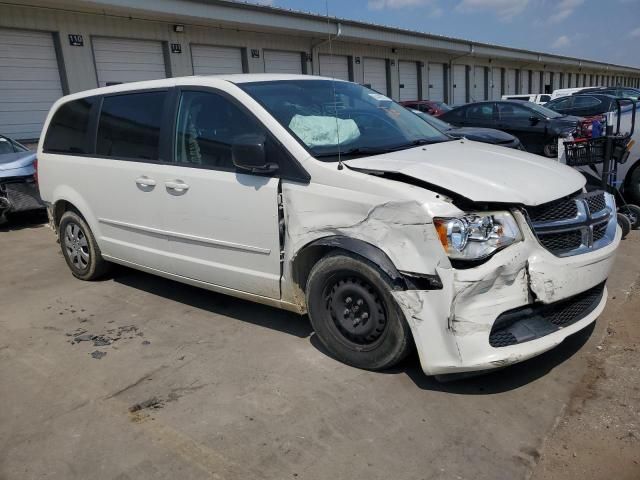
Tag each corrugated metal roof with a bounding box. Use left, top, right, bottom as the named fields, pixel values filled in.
left=216, top=0, right=639, bottom=72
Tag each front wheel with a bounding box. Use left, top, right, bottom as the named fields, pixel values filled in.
left=543, top=138, right=558, bottom=158
left=619, top=204, right=640, bottom=230
left=305, top=252, right=412, bottom=371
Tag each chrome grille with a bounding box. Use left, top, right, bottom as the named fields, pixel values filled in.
left=526, top=191, right=616, bottom=257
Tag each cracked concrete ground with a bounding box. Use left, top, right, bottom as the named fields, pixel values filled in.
left=1, top=212, right=638, bottom=480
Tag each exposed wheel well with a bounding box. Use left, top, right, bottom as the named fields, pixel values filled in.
left=52, top=200, right=83, bottom=228
left=291, top=244, right=337, bottom=294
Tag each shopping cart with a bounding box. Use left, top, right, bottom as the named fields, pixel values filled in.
left=562, top=97, right=638, bottom=238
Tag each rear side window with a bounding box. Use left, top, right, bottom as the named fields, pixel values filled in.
left=573, top=96, right=601, bottom=108
left=43, top=98, right=96, bottom=154
left=540, top=95, right=551, bottom=102
left=96, top=91, right=166, bottom=160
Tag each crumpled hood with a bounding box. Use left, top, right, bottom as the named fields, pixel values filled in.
left=447, top=127, right=516, bottom=143
left=345, top=140, right=585, bottom=205
left=0, top=151, right=36, bottom=175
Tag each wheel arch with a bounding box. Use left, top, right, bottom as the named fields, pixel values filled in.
left=290, top=235, right=441, bottom=294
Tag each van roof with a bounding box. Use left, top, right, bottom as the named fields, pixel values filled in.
left=56, top=74, right=345, bottom=102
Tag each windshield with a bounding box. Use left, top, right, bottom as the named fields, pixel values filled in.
left=240, top=80, right=450, bottom=160
left=411, top=109, right=453, bottom=131
left=526, top=102, right=563, bottom=118
left=433, top=101, right=452, bottom=112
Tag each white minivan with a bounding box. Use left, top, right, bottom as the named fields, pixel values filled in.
left=38, top=75, right=621, bottom=376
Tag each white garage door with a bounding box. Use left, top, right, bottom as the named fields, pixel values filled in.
left=472, top=66, right=486, bottom=102
left=452, top=65, right=467, bottom=105
left=93, top=37, right=166, bottom=87
left=191, top=45, right=243, bottom=75
left=531, top=71, right=541, bottom=93
left=398, top=61, right=419, bottom=102
left=491, top=67, right=502, bottom=100
left=264, top=50, right=302, bottom=74
left=319, top=54, right=350, bottom=81
left=363, top=57, right=388, bottom=95
left=0, top=28, right=64, bottom=140
left=428, top=63, right=444, bottom=101
left=506, top=69, right=517, bottom=95
left=521, top=70, right=530, bottom=93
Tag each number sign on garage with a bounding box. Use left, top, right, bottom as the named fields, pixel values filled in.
left=318, top=54, right=350, bottom=81
left=191, top=45, right=244, bottom=75
left=0, top=28, right=65, bottom=140
left=92, top=37, right=167, bottom=87
left=264, top=50, right=303, bottom=74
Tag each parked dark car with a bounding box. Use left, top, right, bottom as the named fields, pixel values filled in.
left=409, top=109, right=523, bottom=150
left=400, top=100, right=452, bottom=117
left=439, top=101, right=584, bottom=157
left=0, top=134, right=44, bottom=224
left=578, top=87, right=640, bottom=101
left=544, top=93, right=618, bottom=118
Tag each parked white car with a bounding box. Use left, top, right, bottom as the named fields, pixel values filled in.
left=38, top=75, right=621, bottom=377
left=501, top=94, right=551, bottom=105
left=549, top=87, right=600, bottom=100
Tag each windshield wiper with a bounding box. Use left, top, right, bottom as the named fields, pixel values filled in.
left=314, top=146, right=398, bottom=158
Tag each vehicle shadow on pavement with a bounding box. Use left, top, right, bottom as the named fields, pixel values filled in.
left=0, top=210, right=47, bottom=232
left=114, top=265, right=594, bottom=392
left=114, top=267, right=313, bottom=339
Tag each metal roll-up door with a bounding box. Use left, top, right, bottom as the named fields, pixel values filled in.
left=264, top=50, right=303, bottom=74
left=428, top=63, right=444, bottom=101
left=398, top=61, right=419, bottom=101
left=506, top=69, right=517, bottom=95
left=363, top=57, right=388, bottom=95
left=191, top=45, right=243, bottom=75
left=490, top=67, right=502, bottom=100
left=451, top=64, right=467, bottom=105
left=0, top=28, right=64, bottom=140
left=92, top=37, right=166, bottom=87
left=472, top=66, right=486, bottom=102
left=319, top=54, right=350, bottom=81
left=552, top=72, right=560, bottom=90
left=521, top=69, right=530, bottom=93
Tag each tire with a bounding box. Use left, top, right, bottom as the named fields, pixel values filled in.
left=625, top=163, right=640, bottom=205
left=619, top=204, right=640, bottom=230
left=543, top=138, right=558, bottom=158
left=305, top=251, right=412, bottom=371
left=59, top=210, right=110, bottom=280
left=617, top=212, right=632, bottom=239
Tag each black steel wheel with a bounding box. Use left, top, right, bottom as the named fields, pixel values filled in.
left=306, top=251, right=412, bottom=371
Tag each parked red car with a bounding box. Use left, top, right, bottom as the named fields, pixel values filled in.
left=399, top=100, right=452, bottom=117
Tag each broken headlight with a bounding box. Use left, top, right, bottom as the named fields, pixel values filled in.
left=433, top=211, right=522, bottom=261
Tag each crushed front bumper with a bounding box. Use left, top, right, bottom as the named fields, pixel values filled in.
left=393, top=211, right=621, bottom=376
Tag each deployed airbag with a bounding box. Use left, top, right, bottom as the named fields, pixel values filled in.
left=288, top=114, right=360, bottom=147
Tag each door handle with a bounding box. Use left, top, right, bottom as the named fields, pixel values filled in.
left=135, top=176, right=156, bottom=188
left=165, top=180, right=190, bottom=192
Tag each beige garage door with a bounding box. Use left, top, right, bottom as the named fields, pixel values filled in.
left=191, top=45, right=243, bottom=75
left=92, top=37, right=167, bottom=87
left=0, top=28, right=64, bottom=140
left=319, top=54, right=350, bottom=81
left=398, top=61, right=419, bottom=101
left=363, top=57, right=388, bottom=95
left=264, top=50, right=303, bottom=74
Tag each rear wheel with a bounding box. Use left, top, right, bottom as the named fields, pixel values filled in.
left=59, top=210, right=110, bottom=280
left=305, top=252, right=412, bottom=371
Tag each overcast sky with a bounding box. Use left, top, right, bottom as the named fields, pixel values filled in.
left=247, top=0, right=640, bottom=68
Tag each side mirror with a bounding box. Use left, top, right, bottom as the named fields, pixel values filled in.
left=529, top=115, right=540, bottom=125
left=232, top=134, right=278, bottom=174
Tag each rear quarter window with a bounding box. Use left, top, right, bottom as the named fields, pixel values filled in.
left=43, top=97, right=97, bottom=154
